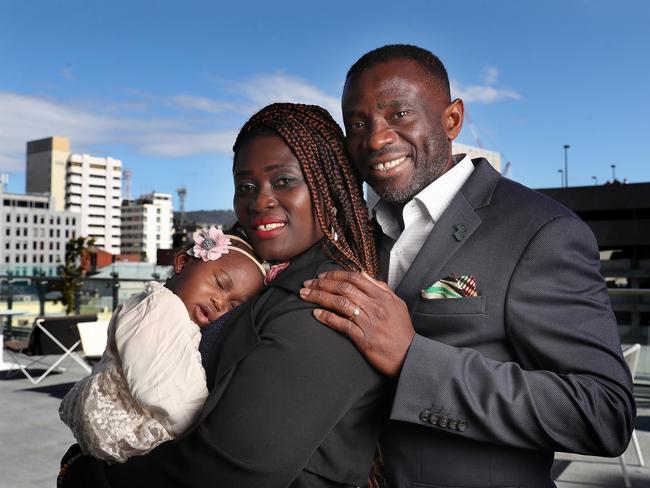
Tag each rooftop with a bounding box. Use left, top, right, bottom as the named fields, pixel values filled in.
left=1, top=357, right=649, bottom=487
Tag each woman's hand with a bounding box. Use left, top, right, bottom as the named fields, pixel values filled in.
left=300, top=271, right=415, bottom=377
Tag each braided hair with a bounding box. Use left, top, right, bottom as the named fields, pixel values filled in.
left=233, top=103, right=377, bottom=277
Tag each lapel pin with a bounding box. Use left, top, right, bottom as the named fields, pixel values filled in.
left=453, top=224, right=466, bottom=241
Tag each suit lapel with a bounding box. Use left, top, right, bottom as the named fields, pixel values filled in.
left=395, top=159, right=499, bottom=313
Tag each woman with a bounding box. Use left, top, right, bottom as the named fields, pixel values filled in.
left=59, top=103, right=386, bottom=488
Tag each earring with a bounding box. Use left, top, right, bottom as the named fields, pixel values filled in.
left=330, top=225, right=338, bottom=242
left=329, top=207, right=338, bottom=241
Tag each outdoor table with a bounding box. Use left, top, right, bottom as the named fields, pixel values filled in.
left=0, top=310, right=25, bottom=371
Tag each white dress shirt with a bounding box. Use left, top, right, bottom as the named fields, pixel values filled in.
left=374, top=155, right=475, bottom=289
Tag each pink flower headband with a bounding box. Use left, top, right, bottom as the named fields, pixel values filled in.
left=187, top=226, right=267, bottom=278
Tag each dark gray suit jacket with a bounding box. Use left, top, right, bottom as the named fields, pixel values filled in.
left=381, top=159, right=635, bottom=488
left=62, top=245, right=387, bottom=488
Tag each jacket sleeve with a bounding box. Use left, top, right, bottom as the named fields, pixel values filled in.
left=62, top=293, right=382, bottom=488
left=390, top=214, right=635, bottom=456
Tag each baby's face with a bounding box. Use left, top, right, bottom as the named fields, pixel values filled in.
left=168, top=252, right=264, bottom=327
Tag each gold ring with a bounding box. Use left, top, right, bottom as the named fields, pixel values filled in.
left=348, top=306, right=360, bottom=321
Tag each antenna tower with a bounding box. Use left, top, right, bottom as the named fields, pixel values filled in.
left=176, top=187, right=187, bottom=228
left=123, top=169, right=132, bottom=200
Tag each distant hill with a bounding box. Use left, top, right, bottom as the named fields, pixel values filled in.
left=174, top=209, right=237, bottom=227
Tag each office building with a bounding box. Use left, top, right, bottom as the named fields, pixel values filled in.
left=25, top=137, right=122, bottom=254
left=121, top=192, right=173, bottom=263
left=25, top=136, right=70, bottom=211
left=453, top=142, right=501, bottom=172
left=538, top=182, right=650, bottom=382
left=0, top=187, right=80, bottom=276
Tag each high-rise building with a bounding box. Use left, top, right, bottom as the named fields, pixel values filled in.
left=26, top=136, right=70, bottom=211
left=121, top=192, right=173, bottom=263
left=25, top=137, right=122, bottom=254
left=65, top=153, right=122, bottom=253
left=452, top=142, right=501, bottom=172
left=0, top=187, right=80, bottom=276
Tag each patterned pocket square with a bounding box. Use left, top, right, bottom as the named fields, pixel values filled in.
left=421, top=273, right=478, bottom=299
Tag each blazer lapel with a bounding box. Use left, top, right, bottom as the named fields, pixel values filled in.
left=395, top=159, right=499, bottom=313
left=188, top=244, right=328, bottom=429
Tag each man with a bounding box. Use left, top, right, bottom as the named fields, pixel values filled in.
left=300, top=44, right=635, bottom=488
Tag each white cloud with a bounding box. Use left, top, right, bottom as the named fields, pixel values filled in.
left=483, top=66, right=499, bottom=85
left=451, top=80, right=522, bottom=103
left=0, top=91, right=235, bottom=172
left=131, top=130, right=238, bottom=157
left=233, top=73, right=342, bottom=123
left=0, top=72, right=347, bottom=174
left=168, top=95, right=239, bottom=114
left=59, top=65, right=75, bottom=81
left=451, top=66, right=522, bottom=104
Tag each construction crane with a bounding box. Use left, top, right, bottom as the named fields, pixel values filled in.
left=464, top=110, right=513, bottom=178
left=176, top=187, right=187, bottom=228
left=123, top=169, right=132, bottom=200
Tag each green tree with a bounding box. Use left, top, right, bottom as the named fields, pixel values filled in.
left=59, top=236, right=94, bottom=315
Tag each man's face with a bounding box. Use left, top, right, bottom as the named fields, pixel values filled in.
left=342, top=59, right=454, bottom=204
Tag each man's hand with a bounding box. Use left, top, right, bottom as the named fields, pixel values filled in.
left=300, top=270, right=415, bottom=377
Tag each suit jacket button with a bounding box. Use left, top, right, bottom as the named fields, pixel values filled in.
left=438, top=416, right=449, bottom=428
left=428, top=413, right=440, bottom=425
left=457, top=421, right=467, bottom=432
left=448, top=418, right=458, bottom=430
left=419, top=409, right=431, bottom=423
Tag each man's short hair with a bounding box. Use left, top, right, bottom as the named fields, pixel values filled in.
left=345, top=44, right=451, bottom=99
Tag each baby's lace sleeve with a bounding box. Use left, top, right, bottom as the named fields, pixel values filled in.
left=58, top=282, right=207, bottom=463
left=59, top=366, right=173, bottom=463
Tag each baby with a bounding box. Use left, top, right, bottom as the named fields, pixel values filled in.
left=59, top=227, right=266, bottom=463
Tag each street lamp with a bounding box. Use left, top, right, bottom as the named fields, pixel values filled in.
left=563, top=145, right=570, bottom=188
left=591, top=176, right=598, bottom=186
left=611, top=164, right=616, bottom=182
left=557, top=169, right=564, bottom=187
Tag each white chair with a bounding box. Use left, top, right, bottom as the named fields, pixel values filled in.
left=619, top=343, right=644, bottom=488
left=4, top=315, right=98, bottom=383
left=76, top=320, right=110, bottom=367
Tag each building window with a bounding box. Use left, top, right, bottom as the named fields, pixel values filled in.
left=33, top=215, right=38, bottom=224
left=5, top=214, right=10, bottom=223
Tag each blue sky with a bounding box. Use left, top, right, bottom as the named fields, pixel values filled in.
left=1, top=0, right=648, bottom=211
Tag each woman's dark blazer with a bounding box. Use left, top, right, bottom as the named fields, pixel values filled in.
left=61, top=245, right=387, bottom=488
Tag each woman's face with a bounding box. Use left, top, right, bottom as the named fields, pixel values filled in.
left=233, top=134, right=324, bottom=261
